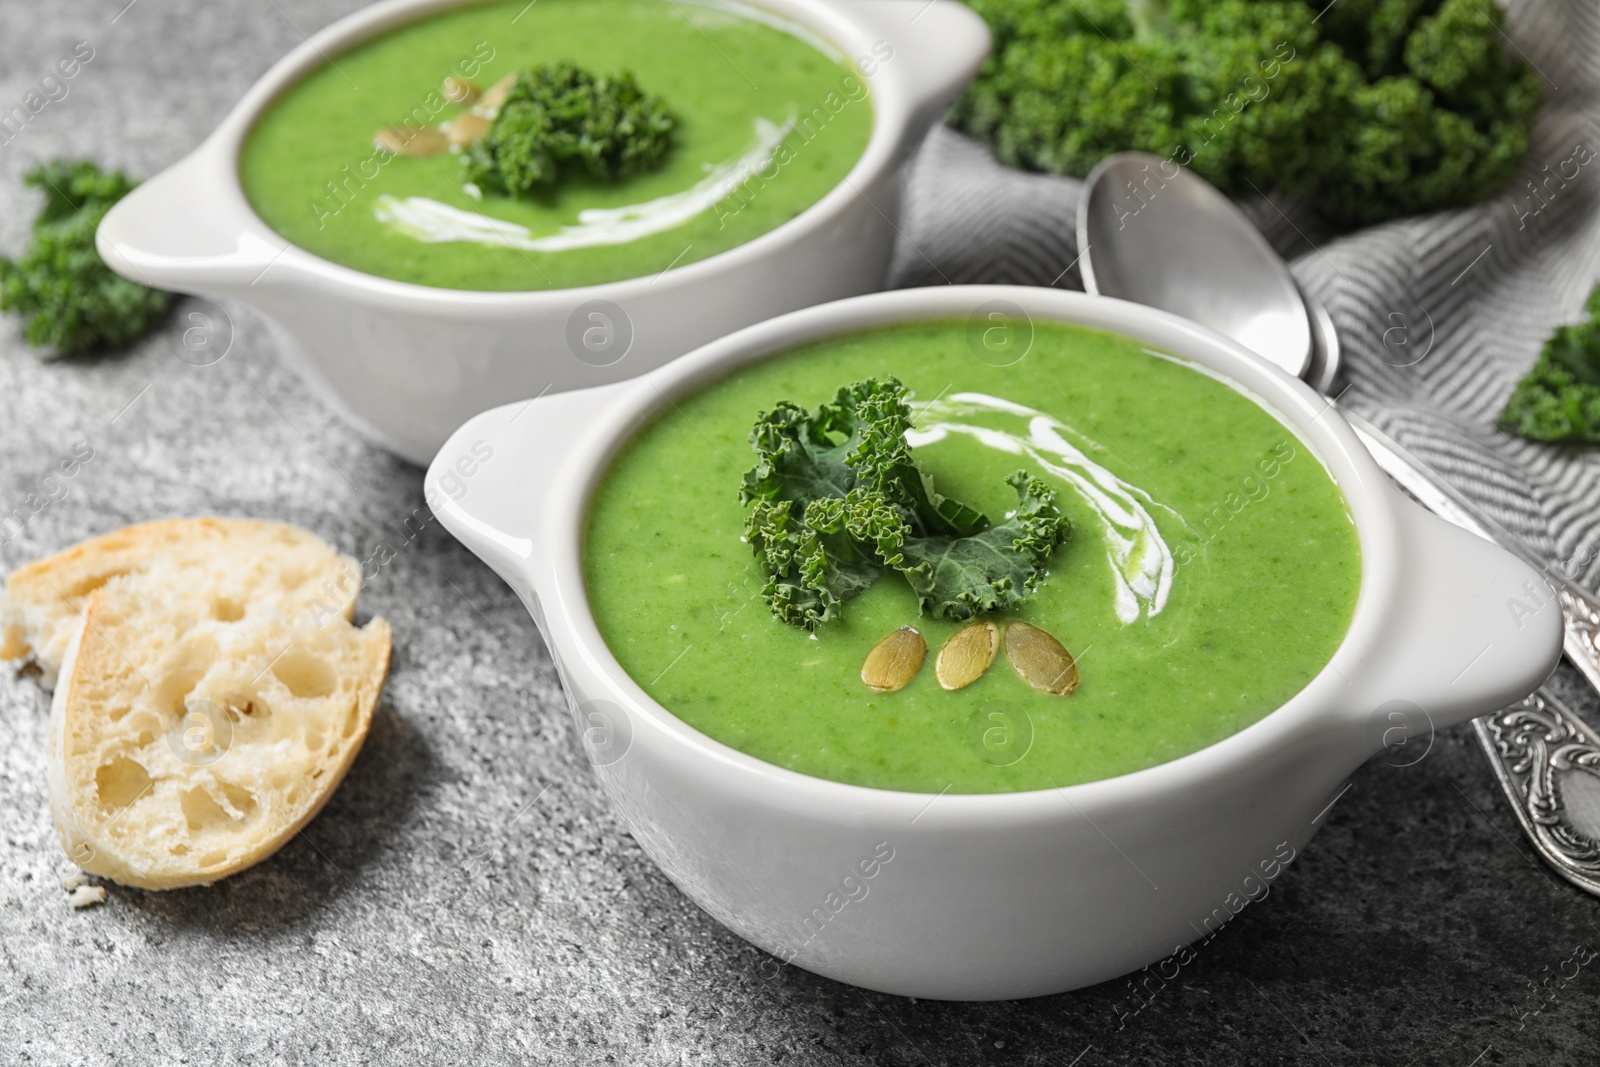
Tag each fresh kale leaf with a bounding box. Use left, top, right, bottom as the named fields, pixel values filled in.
left=741, top=378, right=987, bottom=537
left=899, top=472, right=1070, bottom=619
left=1499, top=284, right=1600, bottom=443
left=463, top=62, right=675, bottom=196
left=0, top=159, right=173, bottom=357
left=741, top=379, right=1071, bottom=629
left=949, top=0, right=1541, bottom=228
left=26, top=159, right=137, bottom=225
left=741, top=399, right=857, bottom=511
left=745, top=491, right=899, bottom=629
left=739, top=382, right=928, bottom=630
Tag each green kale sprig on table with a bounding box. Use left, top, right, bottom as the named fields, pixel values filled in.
left=0, top=160, right=173, bottom=357
left=740, top=378, right=1071, bottom=630
left=1499, top=285, right=1600, bottom=443
left=464, top=62, right=676, bottom=197
left=949, top=0, right=1542, bottom=228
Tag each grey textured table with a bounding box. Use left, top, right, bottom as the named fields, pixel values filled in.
left=3, top=3, right=1599, bottom=1064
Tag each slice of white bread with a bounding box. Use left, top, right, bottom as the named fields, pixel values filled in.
left=2, top=517, right=360, bottom=690
left=48, top=559, right=390, bottom=890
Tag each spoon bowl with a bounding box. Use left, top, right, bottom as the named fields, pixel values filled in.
left=1078, top=152, right=1315, bottom=381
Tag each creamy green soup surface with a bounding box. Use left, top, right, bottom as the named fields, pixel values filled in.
left=240, top=0, right=874, bottom=291
left=584, top=322, right=1362, bottom=794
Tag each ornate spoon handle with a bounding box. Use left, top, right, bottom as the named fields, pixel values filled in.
left=1472, top=693, right=1600, bottom=896
left=1346, top=415, right=1600, bottom=896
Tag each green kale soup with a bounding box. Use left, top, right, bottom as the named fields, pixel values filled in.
left=240, top=0, right=874, bottom=291
left=584, top=322, right=1362, bottom=793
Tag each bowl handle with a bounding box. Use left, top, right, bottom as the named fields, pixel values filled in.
left=97, top=146, right=291, bottom=297
left=843, top=0, right=991, bottom=133
left=1338, top=498, right=1562, bottom=744
left=427, top=382, right=635, bottom=599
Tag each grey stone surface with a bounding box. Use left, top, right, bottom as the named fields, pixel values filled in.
left=2, top=2, right=1599, bottom=1065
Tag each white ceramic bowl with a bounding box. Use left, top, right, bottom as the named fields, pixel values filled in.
left=96, top=0, right=988, bottom=464
left=427, top=286, right=1561, bottom=1000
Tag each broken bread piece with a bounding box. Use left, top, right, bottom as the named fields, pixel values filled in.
left=49, top=559, right=390, bottom=890
left=3, top=517, right=360, bottom=690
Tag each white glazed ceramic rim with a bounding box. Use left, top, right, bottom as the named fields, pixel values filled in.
left=196, top=0, right=947, bottom=308
left=532, top=286, right=1402, bottom=821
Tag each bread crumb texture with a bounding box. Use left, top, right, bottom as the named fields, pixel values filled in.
left=21, top=518, right=390, bottom=891
left=3, top=517, right=361, bottom=690
left=66, top=885, right=106, bottom=909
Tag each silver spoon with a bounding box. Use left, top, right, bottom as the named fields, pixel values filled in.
left=1079, top=153, right=1340, bottom=393
left=1079, top=151, right=1600, bottom=896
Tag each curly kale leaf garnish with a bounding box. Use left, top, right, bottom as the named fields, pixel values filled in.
left=1499, top=284, right=1600, bottom=443
left=899, top=473, right=1070, bottom=619
left=463, top=62, right=675, bottom=196
left=740, top=378, right=988, bottom=537
left=741, top=400, right=856, bottom=512
left=0, top=159, right=174, bottom=357
left=741, top=379, right=1071, bottom=629
left=745, top=491, right=898, bottom=630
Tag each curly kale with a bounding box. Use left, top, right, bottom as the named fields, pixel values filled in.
left=1498, top=285, right=1600, bottom=443
left=898, top=473, right=1073, bottom=620
left=1313, top=0, right=1542, bottom=224
left=949, top=0, right=1541, bottom=228
left=0, top=160, right=173, bottom=357
left=464, top=62, right=675, bottom=196
left=740, top=378, right=1071, bottom=629
left=743, top=493, right=893, bottom=629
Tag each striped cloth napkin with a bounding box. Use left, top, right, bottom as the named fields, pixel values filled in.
left=888, top=0, right=1600, bottom=593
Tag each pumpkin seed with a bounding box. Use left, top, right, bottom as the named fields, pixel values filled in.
left=936, top=621, right=999, bottom=691
left=373, top=125, right=449, bottom=158
left=447, top=112, right=492, bottom=147
left=1004, top=621, right=1080, bottom=696
left=442, top=75, right=480, bottom=105
left=861, top=626, right=927, bottom=693
left=477, top=72, right=518, bottom=112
